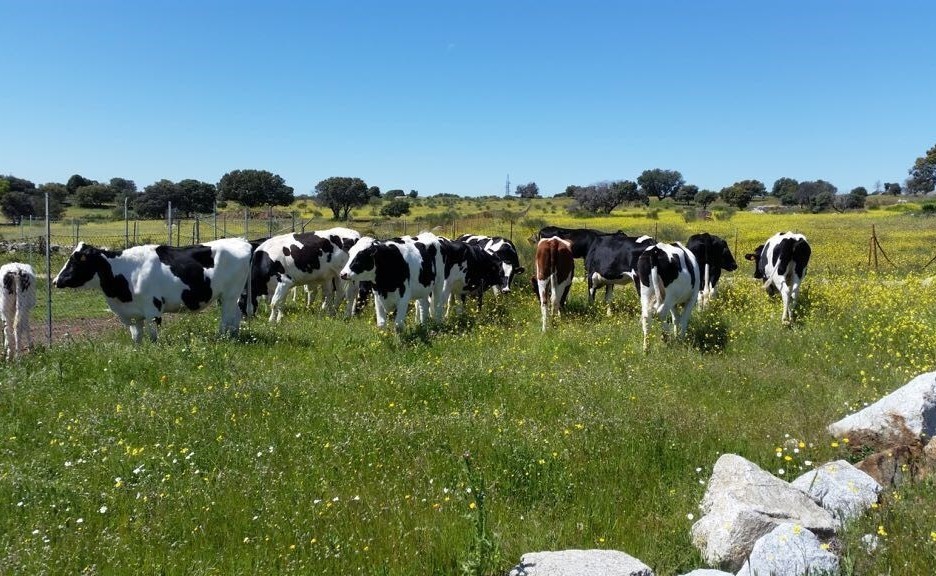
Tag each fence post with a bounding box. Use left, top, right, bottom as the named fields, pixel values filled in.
left=167, top=201, right=173, bottom=245
left=75, top=220, right=79, bottom=246
left=133, top=221, right=138, bottom=244
left=244, top=208, right=249, bottom=239
left=268, top=205, right=273, bottom=237
left=194, top=215, right=200, bottom=244
left=45, top=192, right=52, bottom=348
left=214, top=201, right=218, bottom=240
left=176, top=218, right=181, bottom=246
left=124, top=196, right=129, bottom=248
left=291, top=211, right=296, bottom=233
left=223, top=213, right=227, bottom=237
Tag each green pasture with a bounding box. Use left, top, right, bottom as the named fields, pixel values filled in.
left=1, top=204, right=936, bottom=574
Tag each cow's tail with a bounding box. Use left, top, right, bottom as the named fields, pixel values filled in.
left=648, top=249, right=666, bottom=314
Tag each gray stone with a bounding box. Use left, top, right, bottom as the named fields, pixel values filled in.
left=691, top=454, right=836, bottom=571
left=827, top=371, right=936, bottom=448
left=736, top=523, right=839, bottom=576
left=508, top=549, right=653, bottom=576
left=677, top=570, right=733, bottom=576
left=791, top=460, right=881, bottom=524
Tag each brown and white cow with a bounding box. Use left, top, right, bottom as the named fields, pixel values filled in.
left=534, top=237, right=574, bottom=332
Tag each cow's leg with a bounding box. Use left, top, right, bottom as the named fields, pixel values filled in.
left=320, top=279, right=338, bottom=316
left=374, top=297, right=390, bottom=329
left=127, top=318, right=144, bottom=344
left=604, top=284, right=614, bottom=316
left=640, top=300, right=652, bottom=353
left=219, top=295, right=242, bottom=337
left=394, top=296, right=410, bottom=331
left=269, top=278, right=294, bottom=323
left=586, top=273, right=596, bottom=305
left=415, top=297, right=431, bottom=325
left=3, top=320, right=12, bottom=360
left=147, top=317, right=160, bottom=342
left=538, top=279, right=549, bottom=332
left=675, top=299, right=695, bottom=339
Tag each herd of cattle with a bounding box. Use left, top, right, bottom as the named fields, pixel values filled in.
left=0, top=226, right=812, bottom=357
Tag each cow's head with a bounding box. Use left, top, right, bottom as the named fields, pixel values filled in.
left=53, top=242, right=106, bottom=289
left=340, top=237, right=379, bottom=282
left=716, top=238, right=739, bottom=272
left=744, top=244, right=766, bottom=279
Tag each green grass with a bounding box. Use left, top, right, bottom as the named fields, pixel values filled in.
left=1, top=206, right=936, bottom=574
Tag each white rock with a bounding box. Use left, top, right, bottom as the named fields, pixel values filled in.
left=736, top=524, right=838, bottom=576
left=508, top=549, right=653, bottom=576
left=691, top=454, right=835, bottom=570
left=827, top=371, right=936, bottom=446
left=860, top=533, right=879, bottom=553
left=791, top=460, right=881, bottom=524
left=677, top=570, right=733, bottom=576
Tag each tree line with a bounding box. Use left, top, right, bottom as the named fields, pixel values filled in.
left=2, top=144, right=934, bottom=223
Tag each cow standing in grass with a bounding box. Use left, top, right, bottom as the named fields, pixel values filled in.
left=583, top=232, right=655, bottom=314
left=0, top=262, right=36, bottom=359
left=455, top=235, right=525, bottom=293
left=637, top=242, right=700, bottom=351
left=534, top=237, right=574, bottom=332
left=745, top=232, right=811, bottom=325
left=53, top=238, right=252, bottom=343
left=686, top=232, right=738, bottom=309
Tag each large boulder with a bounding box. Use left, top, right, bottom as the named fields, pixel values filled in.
left=508, top=549, right=653, bottom=576
left=736, top=523, right=839, bottom=576
left=690, top=454, right=835, bottom=570
left=827, top=371, right=936, bottom=448
left=676, top=570, right=733, bottom=576
left=791, top=460, right=881, bottom=524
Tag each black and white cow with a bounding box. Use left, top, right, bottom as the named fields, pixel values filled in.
left=455, top=235, right=524, bottom=293
left=438, top=239, right=507, bottom=315
left=535, top=237, right=575, bottom=332
left=636, top=242, right=701, bottom=352
left=744, top=232, right=811, bottom=324
left=340, top=233, right=445, bottom=330
left=584, top=232, right=655, bottom=315
left=53, top=238, right=252, bottom=343
left=241, top=229, right=356, bottom=323
left=289, top=227, right=363, bottom=314
left=532, top=226, right=612, bottom=259
left=0, top=262, right=36, bottom=359
left=686, top=232, right=738, bottom=309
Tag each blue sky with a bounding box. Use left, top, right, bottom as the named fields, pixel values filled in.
left=3, top=1, right=935, bottom=197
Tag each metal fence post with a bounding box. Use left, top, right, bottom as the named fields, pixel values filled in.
left=167, top=201, right=173, bottom=245
left=267, top=205, right=273, bottom=237
left=244, top=208, right=249, bottom=239
left=214, top=201, right=218, bottom=240
left=124, top=196, right=129, bottom=248
left=45, top=192, right=52, bottom=347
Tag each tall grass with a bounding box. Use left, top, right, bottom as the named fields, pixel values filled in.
left=1, top=207, right=935, bottom=574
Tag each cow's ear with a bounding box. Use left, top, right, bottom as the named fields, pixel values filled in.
left=743, top=253, right=757, bottom=261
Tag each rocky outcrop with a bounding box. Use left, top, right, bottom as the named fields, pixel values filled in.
left=736, top=523, right=839, bottom=576
left=791, top=460, right=881, bottom=524
left=508, top=549, right=653, bottom=576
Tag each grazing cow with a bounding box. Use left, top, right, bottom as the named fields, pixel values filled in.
left=53, top=238, right=252, bottom=343
left=0, top=262, right=37, bottom=359
left=241, top=230, right=355, bottom=323
left=455, top=235, right=525, bottom=292
left=744, top=232, right=811, bottom=324
left=584, top=232, right=655, bottom=314
left=686, top=232, right=738, bottom=309
left=532, top=226, right=621, bottom=259
left=438, top=239, right=507, bottom=315
left=637, top=242, right=701, bottom=352
left=340, top=233, right=445, bottom=330
left=534, top=237, right=574, bottom=332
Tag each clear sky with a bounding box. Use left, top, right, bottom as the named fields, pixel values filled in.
left=3, top=1, right=935, bottom=197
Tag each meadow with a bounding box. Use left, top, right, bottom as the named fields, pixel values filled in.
left=1, top=199, right=936, bottom=575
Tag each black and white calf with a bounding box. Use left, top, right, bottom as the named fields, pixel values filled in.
left=242, top=228, right=360, bottom=323
left=438, top=239, right=507, bottom=315
left=0, top=262, right=36, bottom=359
left=455, top=235, right=524, bottom=292
left=340, top=233, right=445, bottom=330
left=744, top=232, right=811, bottom=324
left=686, top=232, right=738, bottom=309
left=53, top=238, right=252, bottom=343
left=584, top=232, right=655, bottom=314
left=637, top=242, right=701, bottom=352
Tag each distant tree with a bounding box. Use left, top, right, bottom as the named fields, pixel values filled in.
left=314, top=176, right=370, bottom=220
left=380, top=198, right=411, bottom=218
left=771, top=177, right=799, bottom=200
left=37, top=183, right=67, bottom=219
left=884, top=182, right=902, bottom=196
left=694, top=189, right=719, bottom=210
left=108, top=177, right=137, bottom=197
left=719, top=179, right=764, bottom=209
left=4, top=175, right=37, bottom=193
left=674, top=184, right=699, bottom=205
left=74, top=183, right=114, bottom=208
left=134, top=179, right=181, bottom=218
left=0, top=191, right=34, bottom=224
left=66, top=174, right=95, bottom=195
left=637, top=169, right=684, bottom=200
left=217, top=169, right=294, bottom=207
left=795, top=180, right=838, bottom=211
left=408, top=189, right=418, bottom=198
left=177, top=179, right=217, bottom=215
left=555, top=185, right=577, bottom=198
left=515, top=181, right=540, bottom=198
left=384, top=189, right=405, bottom=199
left=571, top=180, right=640, bottom=214
left=368, top=186, right=381, bottom=198
left=833, top=186, right=868, bottom=212
left=907, top=143, right=936, bottom=194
